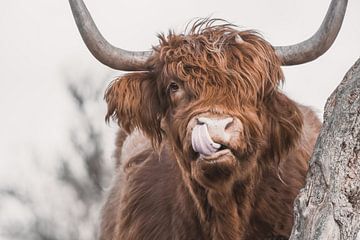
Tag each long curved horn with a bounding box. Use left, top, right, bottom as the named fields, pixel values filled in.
left=275, top=0, right=348, bottom=66
left=69, top=0, right=153, bottom=71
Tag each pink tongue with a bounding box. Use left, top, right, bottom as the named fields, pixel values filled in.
left=191, top=124, right=221, bottom=156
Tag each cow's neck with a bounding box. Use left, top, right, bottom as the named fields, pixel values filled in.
left=184, top=170, right=259, bottom=240
left=171, top=145, right=261, bottom=239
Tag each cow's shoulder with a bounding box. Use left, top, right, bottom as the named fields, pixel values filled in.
left=101, top=130, right=203, bottom=240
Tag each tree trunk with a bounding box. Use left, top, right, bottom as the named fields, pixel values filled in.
left=289, top=58, right=360, bottom=240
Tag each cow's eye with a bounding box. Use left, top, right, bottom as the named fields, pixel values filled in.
left=167, top=82, right=179, bottom=94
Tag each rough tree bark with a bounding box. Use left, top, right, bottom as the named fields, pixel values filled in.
left=289, top=58, right=360, bottom=240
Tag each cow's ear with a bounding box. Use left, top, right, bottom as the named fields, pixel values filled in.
left=105, top=72, right=163, bottom=145
left=265, top=92, right=303, bottom=163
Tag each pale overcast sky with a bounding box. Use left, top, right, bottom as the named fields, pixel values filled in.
left=0, top=0, right=359, bottom=209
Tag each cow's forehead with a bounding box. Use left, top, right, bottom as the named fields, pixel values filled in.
left=148, top=25, right=284, bottom=104
left=154, top=29, right=241, bottom=83
left=158, top=27, right=240, bottom=61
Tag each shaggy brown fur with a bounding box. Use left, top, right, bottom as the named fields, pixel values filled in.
left=100, top=20, right=321, bottom=240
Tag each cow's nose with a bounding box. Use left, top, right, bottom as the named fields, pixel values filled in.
left=196, top=117, right=235, bottom=144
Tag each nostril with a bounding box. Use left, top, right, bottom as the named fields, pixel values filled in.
left=195, top=118, right=203, bottom=126
left=224, top=117, right=234, bottom=130
left=195, top=117, right=234, bottom=130
left=196, top=117, right=207, bottom=125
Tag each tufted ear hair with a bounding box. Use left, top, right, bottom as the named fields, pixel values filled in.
left=264, top=92, right=303, bottom=164
left=105, top=72, right=163, bottom=145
